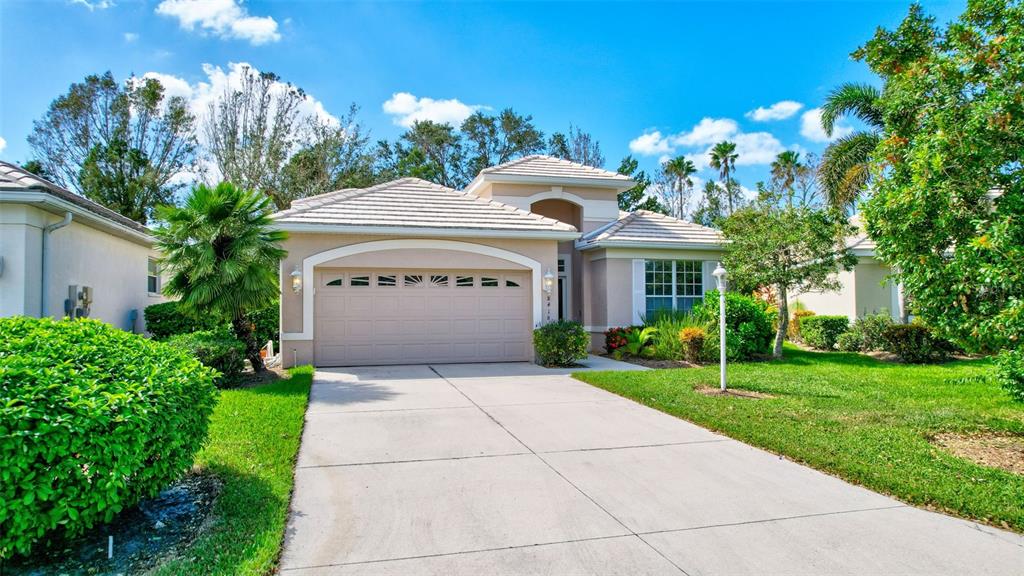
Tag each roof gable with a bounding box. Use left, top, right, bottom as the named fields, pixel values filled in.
left=273, top=177, right=579, bottom=238
left=578, top=210, right=724, bottom=250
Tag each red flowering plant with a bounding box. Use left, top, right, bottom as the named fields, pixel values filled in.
left=604, top=326, right=633, bottom=353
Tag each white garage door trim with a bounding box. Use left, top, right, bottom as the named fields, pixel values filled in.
left=282, top=239, right=544, bottom=341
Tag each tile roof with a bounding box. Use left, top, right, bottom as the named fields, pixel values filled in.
left=0, top=161, right=151, bottom=236
left=577, top=210, right=724, bottom=249
left=273, top=177, right=579, bottom=235
left=478, top=155, right=633, bottom=183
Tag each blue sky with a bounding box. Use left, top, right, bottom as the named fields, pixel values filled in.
left=0, top=0, right=967, bottom=191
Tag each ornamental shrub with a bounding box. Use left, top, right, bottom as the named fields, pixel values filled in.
left=881, top=324, right=954, bottom=364
left=837, top=330, right=865, bottom=352
left=144, top=301, right=221, bottom=340
left=678, top=327, right=706, bottom=363
left=995, top=348, right=1024, bottom=403
left=533, top=320, right=589, bottom=367
left=788, top=309, right=816, bottom=340
left=839, top=312, right=894, bottom=352
left=249, top=300, right=280, bottom=350
left=694, top=290, right=773, bottom=361
left=801, top=316, right=850, bottom=350
left=166, top=327, right=246, bottom=387
left=0, top=317, right=218, bottom=559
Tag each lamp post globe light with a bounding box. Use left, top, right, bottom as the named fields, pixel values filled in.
left=712, top=263, right=727, bottom=391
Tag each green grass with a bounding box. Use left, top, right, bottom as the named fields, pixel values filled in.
left=150, top=367, right=312, bottom=575
left=574, top=346, right=1024, bottom=531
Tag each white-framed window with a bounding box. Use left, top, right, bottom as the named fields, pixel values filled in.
left=147, top=257, right=160, bottom=294
left=645, top=260, right=703, bottom=317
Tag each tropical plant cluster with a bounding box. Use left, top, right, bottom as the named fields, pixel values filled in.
left=880, top=324, right=955, bottom=364
left=836, top=312, right=894, bottom=352
left=604, top=291, right=773, bottom=364
left=533, top=320, right=589, bottom=367
left=0, top=317, right=218, bottom=559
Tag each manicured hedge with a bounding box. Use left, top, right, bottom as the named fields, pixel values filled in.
left=801, top=315, right=850, bottom=350
left=695, top=290, right=774, bottom=361
left=534, top=320, right=589, bottom=366
left=995, top=348, right=1024, bottom=402
left=166, top=328, right=246, bottom=387
left=882, top=323, right=953, bottom=364
left=144, top=301, right=221, bottom=340
left=0, top=317, right=218, bottom=559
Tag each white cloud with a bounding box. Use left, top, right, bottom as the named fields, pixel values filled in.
left=123, top=32, right=139, bottom=43
left=0, top=136, right=7, bottom=154
left=382, top=92, right=484, bottom=128
left=746, top=100, right=803, bottom=121
left=156, top=0, right=281, bottom=45
left=673, top=117, right=739, bottom=147
left=630, top=117, right=785, bottom=168
left=71, top=0, right=114, bottom=10
left=629, top=130, right=673, bottom=156
left=800, top=107, right=854, bottom=143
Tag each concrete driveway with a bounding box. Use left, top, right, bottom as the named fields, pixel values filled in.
left=280, top=359, right=1024, bottom=575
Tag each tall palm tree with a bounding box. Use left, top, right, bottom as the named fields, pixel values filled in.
left=819, top=83, right=884, bottom=210
left=770, top=150, right=804, bottom=207
left=663, top=156, right=697, bottom=219
left=155, top=182, right=288, bottom=372
left=709, top=141, right=739, bottom=214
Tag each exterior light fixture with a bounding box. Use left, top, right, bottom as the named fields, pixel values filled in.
left=290, top=265, right=303, bottom=294
left=712, top=263, right=728, bottom=391
left=542, top=269, right=555, bottom=293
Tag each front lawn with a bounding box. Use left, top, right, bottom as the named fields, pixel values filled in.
left=150, top=367, right=312, bottom=575
left=574, top=347, right=1024, bottom=532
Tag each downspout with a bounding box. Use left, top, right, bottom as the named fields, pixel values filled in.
left=41, top=212, right=72, bottom=317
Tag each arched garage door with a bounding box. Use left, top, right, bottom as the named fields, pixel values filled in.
left=314, top=268, right=532, bottom=366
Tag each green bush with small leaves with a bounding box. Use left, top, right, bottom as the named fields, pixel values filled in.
left=995, top=348, right=1024, bottom=402
left=801, top=315, right=850, bottom=350
left=694, top=290, right=774, bottom=361
left=837, top=330, right=865, bottom=352
left=881, top=323, right=954, bottom=364
left=0, top=317, right=218, bottom=559
left=166, top=327, right=246, bottom=387
left=533, top=320, right=589, bottom=366
left=144, top=301, right=221, bottom=340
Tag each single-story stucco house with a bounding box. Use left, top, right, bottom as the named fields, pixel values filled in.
left=273, top=155, right=726, bottom=367
left=0, top=161, right=163, bottom=332
left=790, top=214, right=906, bottom=322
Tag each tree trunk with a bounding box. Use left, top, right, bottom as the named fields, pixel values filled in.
left=774, top=284, right=788, bottom=359
left=232, top=314, right=265, bottom=373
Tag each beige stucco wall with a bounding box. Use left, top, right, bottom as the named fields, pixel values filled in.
left=790, top=258, right=894, bottom=321
left=0, top=203, right=162, bottom=332
left=278, top=232, right=560, bottom=366
left=482, top=182, right=620, bottom=234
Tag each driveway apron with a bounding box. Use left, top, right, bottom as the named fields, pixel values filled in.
left=280, top=361, right=1024, bottom=575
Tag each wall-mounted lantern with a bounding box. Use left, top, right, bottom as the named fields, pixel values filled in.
left=290, top=265, right=303, bottom=294
left=542, top=269, right=555, bottom=293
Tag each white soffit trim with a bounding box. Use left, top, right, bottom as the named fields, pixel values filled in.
left=0, top=190, right=154, bottom=245
left=471, top=173, right=634, bottom=192
left=281, top=239, right=546, bottom=341
left=271, top=222, right=580, bottom=241
left=577, top=240, right=729, bottom=252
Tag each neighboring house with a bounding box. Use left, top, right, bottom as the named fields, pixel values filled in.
left=790, top=214, right=906, bottom=322
left=0, top=161, right=163, bottom=332
left=274, top=155, right=726, bottom=367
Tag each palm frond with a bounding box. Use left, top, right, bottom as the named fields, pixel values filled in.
left=821, top=83, right=884, bottom=135
left=819, top=132, right=880, bottom=210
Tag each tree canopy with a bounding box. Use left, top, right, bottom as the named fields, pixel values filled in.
left=28, top=72, right=197, bottom=224
left=859, top=0, right=1024, bottom=353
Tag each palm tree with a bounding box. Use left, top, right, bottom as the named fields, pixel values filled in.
left=819, top=83, right=884, bottom=210
left=709, top=141, right=739, bottom=214
left=155, top=182, right=288, bottom=372
left=663, top=156, right=697, bottom=219
left=770, top=150, right=804, bottom=207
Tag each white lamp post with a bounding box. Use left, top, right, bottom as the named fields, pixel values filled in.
left=712, top=263, right=728, bottom=391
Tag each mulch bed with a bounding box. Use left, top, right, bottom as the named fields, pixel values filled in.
left=695, top=386, right=774, bottom=399
left=4, top=472, right=221, bottom=575
left=604, top=355, right=700, bottom=370
left=933, top=432, right=1024, bottom=476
